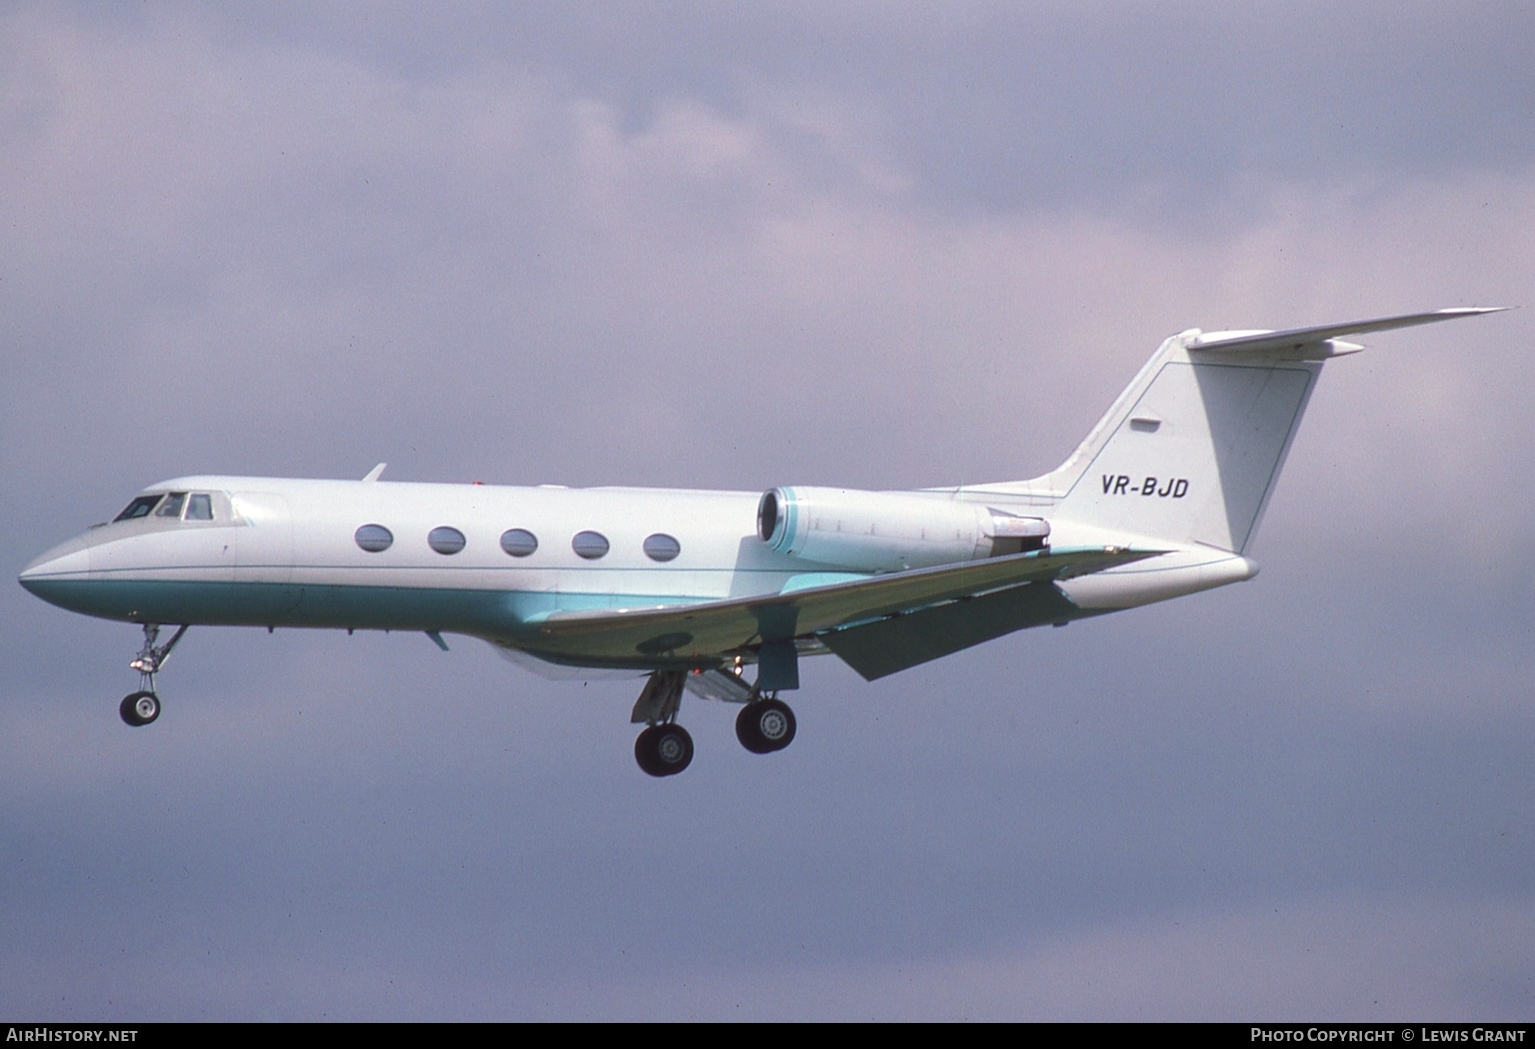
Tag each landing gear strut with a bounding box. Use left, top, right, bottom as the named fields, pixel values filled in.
left=630, top=671, right=693, bottom=777
left=119, top=623, right=187, bottom=727
left=736, top=696, right=796, bottom=754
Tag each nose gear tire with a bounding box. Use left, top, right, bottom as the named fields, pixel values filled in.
left=120, top=691, right=160, bottom=727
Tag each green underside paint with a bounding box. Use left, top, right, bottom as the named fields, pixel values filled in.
left=779, top=572, right=864, bottom=594
left=21, top=577, right=702, bottom=647
left=23, top=574, right=1100, bottom=678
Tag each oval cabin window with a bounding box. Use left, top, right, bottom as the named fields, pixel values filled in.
left=500, top=528, right=538, bottom=557
left=571, top=530, right=610, bottom=560
left=355, top=524, right=394, bottom=553
left=428, top=526, right=466, bottom=555
left=642, top=533, right=681, bottom=562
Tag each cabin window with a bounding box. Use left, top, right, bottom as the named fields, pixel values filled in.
left=114, top=495, right=162, bottom=521
left=572, top=530, right=610, bottom=560
left=155, top=492, right=187, bottom=518
left=355, top=524, right=394, bottom=552
left=428, top=526, right=467, bottom=555
left=642, top=533, right=681, bottom=562
left=186, top=493, right=214, bottom=521
left=500, top=528, right=538, bottom=557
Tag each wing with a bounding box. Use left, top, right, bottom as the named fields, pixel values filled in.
left=517, top=546, right=1160, bottom=670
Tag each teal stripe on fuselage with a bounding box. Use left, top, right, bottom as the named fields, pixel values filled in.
left=20, top=577, right=710, bottom=643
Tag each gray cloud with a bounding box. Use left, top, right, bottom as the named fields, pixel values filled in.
left=119, top=2, right=1535, bottom=213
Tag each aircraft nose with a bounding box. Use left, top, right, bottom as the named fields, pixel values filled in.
left=18, top=540, right=92, bottom=596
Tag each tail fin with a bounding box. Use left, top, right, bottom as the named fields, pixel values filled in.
left=1035, top=308, right=1504, bottom=553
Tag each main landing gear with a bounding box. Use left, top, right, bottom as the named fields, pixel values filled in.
left=628, top=668, right=798, bottom=777
left=735, top=697, right=796, bottom=754
left=635, top=722, right=695, bottom=778
left=631, top=671, right=693, bottom=777
left=119, top=623, right=188, bottom=727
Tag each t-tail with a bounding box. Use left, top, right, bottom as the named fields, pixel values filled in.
left=1004, top=308, right=1506, bottom=555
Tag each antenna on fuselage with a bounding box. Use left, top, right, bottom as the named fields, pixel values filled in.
left=362, top=463, right=387, bottom=482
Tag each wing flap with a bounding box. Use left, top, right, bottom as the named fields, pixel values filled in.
left=818, top=579, right=1085, bottom=680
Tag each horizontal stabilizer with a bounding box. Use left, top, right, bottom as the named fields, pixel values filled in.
left=1189, top=307, right=1506, bottom=355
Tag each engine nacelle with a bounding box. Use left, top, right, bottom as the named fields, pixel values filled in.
left=757, top=486, right=1049, bottom=572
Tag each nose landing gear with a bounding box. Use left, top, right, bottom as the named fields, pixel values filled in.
left=119, top=623, right=187, bottom=727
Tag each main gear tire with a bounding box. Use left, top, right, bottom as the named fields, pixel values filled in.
left=736, top=698, right=796, bottom=754
left=635, top=723, right=694, bottom=777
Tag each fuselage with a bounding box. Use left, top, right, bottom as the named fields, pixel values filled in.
left=19, top=474, right=1255, bottom=674
left=21, top=476, right=782, bottom=641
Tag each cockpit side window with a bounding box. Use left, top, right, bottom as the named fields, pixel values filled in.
left=185, top=493, right=214, bottom=521
left=114, top=495, right=163, bottom=521
left=155, top=492, right=187, bottom=518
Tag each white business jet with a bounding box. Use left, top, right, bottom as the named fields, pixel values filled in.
left=19, top=308, right=1501, bottom=776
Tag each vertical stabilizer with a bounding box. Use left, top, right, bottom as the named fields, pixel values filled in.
left=1029, top=309, right=1503, bottom=553
left=1052, top=347, right=1318, bottom=552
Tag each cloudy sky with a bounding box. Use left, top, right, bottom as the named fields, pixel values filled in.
left=2, top=1, right=1532, bottom=1020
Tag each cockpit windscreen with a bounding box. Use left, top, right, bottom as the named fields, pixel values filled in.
left=112, top=491, right=218, bottom=523
left=113, top=495, right=163, bottom=521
